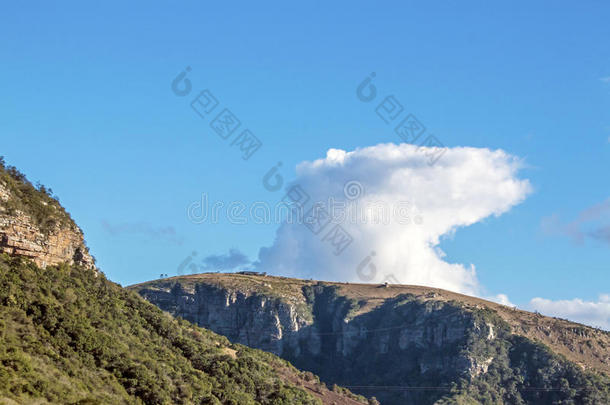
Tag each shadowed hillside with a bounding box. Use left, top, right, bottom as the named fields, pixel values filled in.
left=131, top=273, right=610, bottom=405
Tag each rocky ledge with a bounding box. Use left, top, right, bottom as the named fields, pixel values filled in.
left=0, top=181, right=94, bottom=269
left=130, top=273, right=610, bottom=405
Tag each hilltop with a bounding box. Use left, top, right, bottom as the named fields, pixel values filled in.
left=131, top=272, right=610, bottom=405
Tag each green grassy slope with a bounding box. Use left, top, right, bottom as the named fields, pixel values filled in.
left=0, top=255, right=367, bottom=405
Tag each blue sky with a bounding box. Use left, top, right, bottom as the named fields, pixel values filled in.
left=1, top=2, right=609, bottom=321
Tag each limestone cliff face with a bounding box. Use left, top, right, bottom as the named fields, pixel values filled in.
left=138, top=281, right=494, bottom=379
left=139, top=282, right=311, bottom=356
left=132, top=274, right=610, bottom=405
left=0, top=180, right=94, bottom=269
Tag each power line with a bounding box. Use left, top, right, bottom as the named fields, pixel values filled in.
left=342, top=386, right=596, bottom=392
left=176, top=303, right=466, bottom=337
left=171, top=309, right=604, bottom=394
left=207, top=322, right=448, bottom=336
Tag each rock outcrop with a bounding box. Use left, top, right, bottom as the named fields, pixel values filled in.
left=0, top=177, right=94, bottom=270
left=141, top=282, right=311, bottom=355
left=131, top=273, right=610, bottom=405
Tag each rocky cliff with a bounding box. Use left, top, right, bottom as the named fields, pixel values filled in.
left=131, top=273, right=610, bottom=405
left=0, top=160, right=369, bottom=405
left=0, top=163, right=94, bottom=270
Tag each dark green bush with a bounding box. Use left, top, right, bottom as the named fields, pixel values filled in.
left=0, top=254, right=323, bottom=404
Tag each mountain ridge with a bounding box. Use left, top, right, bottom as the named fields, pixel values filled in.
left=131, top=272, right=610, bottom=404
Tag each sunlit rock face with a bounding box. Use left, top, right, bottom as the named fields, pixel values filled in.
left=0, top=181, right=94, bottom=270
left=133, top=274, right=610, bottom=405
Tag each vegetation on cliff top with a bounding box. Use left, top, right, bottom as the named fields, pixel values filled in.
left=0, top=254, right=368, bottom=404
left=0, top=156, right=75, bottom=234
left=135, top=275, right=610, bottom=405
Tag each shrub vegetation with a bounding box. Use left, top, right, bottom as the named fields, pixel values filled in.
left=0, top=254, right=326, bottom=404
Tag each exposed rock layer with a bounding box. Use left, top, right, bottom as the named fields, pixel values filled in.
left=132, top=274, right=610, bottom=405
left=0, top=181, right=94, bottom=269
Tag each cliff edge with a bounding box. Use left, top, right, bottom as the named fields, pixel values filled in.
left=0, top=158, right=94, bottom=270
left=131, top=273, right=610, bottom=405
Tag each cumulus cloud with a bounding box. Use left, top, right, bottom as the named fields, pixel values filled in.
left=529, top=294, right=610, bottom=330
left=256, top=143, right=531, bottom=295
left=488, top=293, right=515, bottom=307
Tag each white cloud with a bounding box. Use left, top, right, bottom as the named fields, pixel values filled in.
left=601, top=76, right=610, bottom=83
left=529, top=295, right=610, bottom=330
left=488, top=293, right=515, bottom=307
left=256, top=143, right=531, bottom=296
